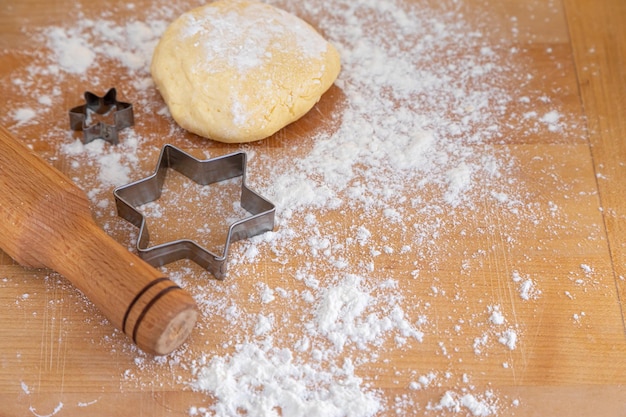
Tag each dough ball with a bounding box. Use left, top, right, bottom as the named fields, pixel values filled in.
left=151, top=0, right=341, bottom=143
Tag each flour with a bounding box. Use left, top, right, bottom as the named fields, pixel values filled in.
left=21, top=381, right=30, bottom=394
left=47, top=27, right=95, bottom=74
left=28, top=403, right=64, bottom=417
left=313, top=274, right=423, bottom=351
left=12, top=107, right=37, bottom=126
left=77, top=400, right=99, bottom=407
left=258, top=283, right=276, bottom=304
left=573, top=311, right=586, bottom=323
left=189, top=343, right=381, bottom=417
left=0, top=0, right=586, bottom=415
left=512, top=271, right=541, bottom=300
left=540, top=110, right=563, bottom=132
left=61, top=131, right=140, bottom=191
left=518, top=279, right=539, bottom=301
left=488, top=305, right=505, bottom=325
left=498, top=329, right=518, bottom=351
left=254, top=313, right=274, bottom=336
left=472, top=306, right=519, bottom=356
left=410, top=372, right=439, bottom=390
left=580, top=263, right=594, bottom=274
left=96, top=153, right=132, bottom=186
left=428, top=390, right=498, bottom=416
left=44, top=18, right=166, bottom=75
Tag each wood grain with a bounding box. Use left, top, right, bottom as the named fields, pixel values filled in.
left=0, top=0, right=625, bottom=416
left=563, top=0, right=626, bottom=325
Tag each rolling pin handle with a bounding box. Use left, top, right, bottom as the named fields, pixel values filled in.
left=0, top=124, right=197, bottom=355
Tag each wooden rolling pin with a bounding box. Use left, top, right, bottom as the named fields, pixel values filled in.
left=0, top=125, right=197, bottom=355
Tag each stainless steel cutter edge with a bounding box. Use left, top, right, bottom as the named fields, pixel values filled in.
left=113, top=144, right=276, bottom=279
left=69, top=88, right=134, bottom=145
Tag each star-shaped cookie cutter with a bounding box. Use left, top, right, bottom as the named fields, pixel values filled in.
left=69, top=88, right=134, bottom=145
left=113, top=145, right=276, bottom=279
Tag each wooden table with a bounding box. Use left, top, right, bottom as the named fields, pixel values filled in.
left=1, top=0, right=625, bottom=416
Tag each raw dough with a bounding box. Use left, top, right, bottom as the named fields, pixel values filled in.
left=151, top=0, right=341, bottom=143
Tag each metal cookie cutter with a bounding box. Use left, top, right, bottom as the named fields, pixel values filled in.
left=113, top=145, right=276, bottom=279
left=69, top=88, right=134, bottom=145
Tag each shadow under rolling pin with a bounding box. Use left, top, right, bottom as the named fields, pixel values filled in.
left=0, top=125, right=197, bottom=355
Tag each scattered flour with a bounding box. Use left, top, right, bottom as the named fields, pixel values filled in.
left=488, top=305, right=505, bottom=325
left=11, top=107, right=37, bottom=126
left=540, top=110, right=562, bottom=132
left=573, top=311, right=586, bottom=323
left=21, top=381, right=30, bottom=394
left=189, top=344, right=381, bottom=417
left=498, top=329, right=518, bottom=351
left=410, top=371, right=439, bottom=390
left=96, top=153, right=132, bottom=186
left=77, top=400, right=99, bottom=407
left=47, top=26, right=95, bottom=73
left=314, top=274, right=423, bottom=351
left=0, top=0, right=589, bottom=415
left=254, top=313, right=274, bottom=336
left=428, top=390, right=498, bottom=416
left=473, top=306, right=519, bottom=355
left=511, top=270, right=541, bottom=300
left=28, top=403, right=64, bottom=417
left=580, top=263, right=594, bottom=274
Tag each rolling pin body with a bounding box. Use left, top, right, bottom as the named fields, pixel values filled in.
left=0, top=125, right=197, bottom=355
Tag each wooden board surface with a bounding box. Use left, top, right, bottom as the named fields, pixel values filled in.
left=1, top=0, right=626, bottom=416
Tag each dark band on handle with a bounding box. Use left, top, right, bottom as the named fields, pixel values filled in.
left=132, top=285, right=182, bottom=344
left=122, top=277, right=170, bottom=335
